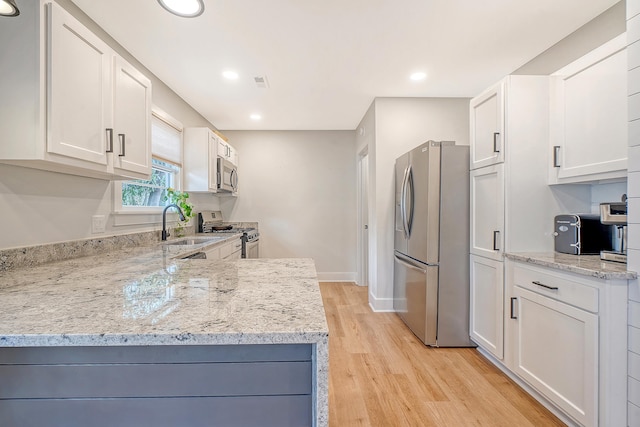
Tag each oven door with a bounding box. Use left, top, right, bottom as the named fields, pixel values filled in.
left=244, top=240, right=259, bottom=259
left=217, top=157, right=238, bottom=192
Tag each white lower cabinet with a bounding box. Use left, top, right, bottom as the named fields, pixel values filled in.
left=504, top=259, right=628, bottom=427
left=220, top=237, right=242, bottom=260
left=512, top=285, right=598, bottom=427
left=202, top=237, right=242, bottom=260
left=469, top=254, right=504, bottom=360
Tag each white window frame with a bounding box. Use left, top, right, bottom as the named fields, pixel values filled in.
left=113, top=107, right=184, bottom=227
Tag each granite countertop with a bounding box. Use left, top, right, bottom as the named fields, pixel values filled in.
left=0, top=239, right=328, bottom=348
left=504, top=252, right=637, bottom=280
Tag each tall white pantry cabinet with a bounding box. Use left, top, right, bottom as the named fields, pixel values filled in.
left=469, top=75, right=555, bottom=361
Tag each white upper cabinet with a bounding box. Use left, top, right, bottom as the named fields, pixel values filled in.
left=47, top=2, right=111, bottom=171
left=183, top=127, right=219, bottom=193
left=112, top=56, right=152, bottom=179
left=549, top=34, right=627, bottom=184
left=0, top=1, right=152, bottom=180
left=470, top=81, right=505, bottom=170
left=217, top=137, right=238, bottom=166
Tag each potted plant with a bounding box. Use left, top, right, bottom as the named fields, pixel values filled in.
left=166, top=188, right=194, bottom=237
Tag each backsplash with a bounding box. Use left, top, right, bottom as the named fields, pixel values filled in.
left=0, top=225, right=195, bottom=272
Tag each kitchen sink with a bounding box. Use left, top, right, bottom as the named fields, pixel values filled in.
left=163, top=237, right=225, bottom=246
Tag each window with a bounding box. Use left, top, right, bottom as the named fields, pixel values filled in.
left=115, top=109, right=183, bottom=215
left=121, top=158, right=180, bottom=208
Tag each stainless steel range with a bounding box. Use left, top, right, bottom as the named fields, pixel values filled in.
left=198, top=210, right=259, bottom=259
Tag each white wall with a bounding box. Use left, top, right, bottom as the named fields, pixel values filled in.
left=627, top=1, right=640, bottom=423
left=218, top=131, right=357, bottom=280
left=363, top=97, right=470, bottom=310
left=0, top=0, right=220, bottom=250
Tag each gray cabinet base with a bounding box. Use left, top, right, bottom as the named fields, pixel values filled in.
left=0, top=344, right=313, bottom=427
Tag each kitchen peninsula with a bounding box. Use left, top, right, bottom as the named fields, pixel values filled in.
left=0, top=243, right=328, bottom=427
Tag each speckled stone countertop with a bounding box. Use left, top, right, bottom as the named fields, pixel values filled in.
left=0, top=238, right=329, bottom=426
left=0, top=242, right=328, bottom=346
left=504, top=252, right=637, bottom=280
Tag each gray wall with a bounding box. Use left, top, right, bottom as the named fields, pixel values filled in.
left=360, top=97, right=471, bottom=310
left=514, top=1, right=626, bottom=75
left=219, top=131, right=357, bottom=280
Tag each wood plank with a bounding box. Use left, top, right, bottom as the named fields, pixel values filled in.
left=320, top=282, right=565, bottom=427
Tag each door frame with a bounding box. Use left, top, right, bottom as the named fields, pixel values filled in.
left=357, top=146, right=369, bottom=287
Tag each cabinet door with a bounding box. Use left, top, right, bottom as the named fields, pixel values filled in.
left=208, top=132, right=219, bottom=191
left=47, top=2, right=111, bottom=169
left=512, top=286, right=598, bottom=427
left=470, top=81, right=504, bottom=170
left=550, top=35, right=627, bottom=182
left=112, top=56, right=152, bottom=179
left=218, top=140, right=228, bottom=159
left=470, top=255, right=504, bottom=359
left=470, top=164, right=504, bottom=260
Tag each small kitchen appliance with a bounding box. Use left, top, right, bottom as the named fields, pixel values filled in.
left=553, top=214, right=614, bottom=255
left=599, top=197, right=627, bottom=263
left=198, top=210, right=259, bottom=258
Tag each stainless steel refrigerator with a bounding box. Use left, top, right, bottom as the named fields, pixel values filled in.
left=393, top=140, right=473, bottom=347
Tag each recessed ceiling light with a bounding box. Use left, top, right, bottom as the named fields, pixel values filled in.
left=250, top=114, right=262, bottom=121
left=0, top=0, right=20, bottom=16
left=157, top=0, right=204, bottom=18
left=222, top=71, right=239, bottom=80
left=410, top=72, right=427, bottom=81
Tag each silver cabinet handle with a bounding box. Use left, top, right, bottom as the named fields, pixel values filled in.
left=105, top=128, right=113, bottom=153
left=510, top=297, right=518, bottom=319
left=493, top=230, right=500, bottom=251
left=493, top=132, right=500, bottom=153
left=118, top=134, right=126, bottom=157
left=553, top=146, right=561, bottom=168
left=532, top=280, right=558, bottom=291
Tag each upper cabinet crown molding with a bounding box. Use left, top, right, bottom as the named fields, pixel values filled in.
left=0, top=0, right=152, bottom=181
left=549, top=33, right=628, bottom=184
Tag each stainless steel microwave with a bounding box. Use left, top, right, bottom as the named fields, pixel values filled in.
left=217, top=157, right=238, bottom=193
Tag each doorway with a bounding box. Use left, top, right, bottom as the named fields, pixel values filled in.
left=357, top=147, right=369, bottom=287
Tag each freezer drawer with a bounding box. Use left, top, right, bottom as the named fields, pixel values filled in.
left=393, top=252, right=438, bottom=346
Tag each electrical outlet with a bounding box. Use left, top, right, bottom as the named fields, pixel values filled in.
left=92, top=215, right=106, bottom=233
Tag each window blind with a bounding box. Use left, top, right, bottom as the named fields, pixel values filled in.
left=151, top=112, right=182, bottom=166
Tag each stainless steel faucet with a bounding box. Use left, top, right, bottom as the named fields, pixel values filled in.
left=162, top=204, right=186, bottom=241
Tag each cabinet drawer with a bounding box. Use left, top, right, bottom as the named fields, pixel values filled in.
left=512, top=263, right=598, bottom=313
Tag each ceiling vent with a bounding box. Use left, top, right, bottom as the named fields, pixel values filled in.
left=254, top=76, right=270, bottom=89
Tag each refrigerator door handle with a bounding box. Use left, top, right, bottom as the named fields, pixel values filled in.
left=394, top=252, right=428, bottom=274
left=401, top=166, right=411, bottom=238
left=406, top=165, right=414, bottom=237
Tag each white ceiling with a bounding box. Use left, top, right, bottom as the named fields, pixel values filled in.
left=71, top=0, right=618, bottom=130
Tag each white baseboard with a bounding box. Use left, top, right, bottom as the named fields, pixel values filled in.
left=316, top=272, right=357, bottom=282
left=368, top=292, right=395, bottom=312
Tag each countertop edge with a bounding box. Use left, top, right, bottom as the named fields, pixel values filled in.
left=504, top=252, right=637, bottom=280
left=0, top=331, right=330, bottom=348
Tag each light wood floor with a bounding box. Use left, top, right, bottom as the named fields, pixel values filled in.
left=320, top=282, right=566, bottom=427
